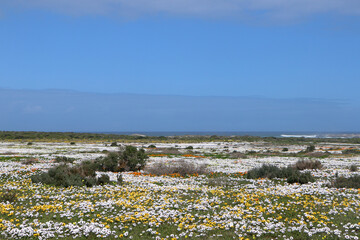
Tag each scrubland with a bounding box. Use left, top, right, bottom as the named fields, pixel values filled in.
left=0, top=139, right=359, bottom=239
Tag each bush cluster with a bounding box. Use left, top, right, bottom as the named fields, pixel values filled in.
left=330, top=175, right=360, bottom=189
left=31, top=146, right=147, bottom=187
left=55, top=156, right=75, bottom=163
left=31, top=164, right=98, bottom=187
left=246, top=164, right=315, bottom=184
left=92, top=146, right=148, bottom=172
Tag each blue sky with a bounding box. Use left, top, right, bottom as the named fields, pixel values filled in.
left=1, top=1, right=360, bottom=132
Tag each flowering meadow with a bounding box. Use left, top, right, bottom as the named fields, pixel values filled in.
left=0, top=141, right=359, bottom=239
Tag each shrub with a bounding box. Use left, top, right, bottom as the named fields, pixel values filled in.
left=0, top=189, right=19, bottom=202
left=247, top=164, right=281, bottom=179
left=305, top=145, right=315, bottom=152
left=287, top=172, right=315, bottom=184
left=145, top=160, right=208, bottom=177
left=27, top=142, right=33, bottom=145
left=97, top=174, right=110, bottom=185
left=185, top=146, right=193, bottom=150
left=91, top=146, right=148, bottom=172
left=110, top=142, right=118, bottom=146
left=55, top=156, right=75, bottom=163
left=330, top=175, right=360, bottom=189
left=70, top=142, right=76, bottom=145
left=30, top=164, right=109, bottom=187
left=293, top=159, right=322, bottom=170
left=122, top=146, right=148, bottom=171
left=349, top=164, right=358, bottom=172
left=246, top=164, right=315, bottom=184
left=282, top=148, right=289, bottom=152
left=148, top=144, right=156, bottom=148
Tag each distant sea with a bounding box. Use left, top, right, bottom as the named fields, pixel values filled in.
left=101, top=132, right=360, bottom=138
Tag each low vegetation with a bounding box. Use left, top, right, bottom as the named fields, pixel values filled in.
left=330, top=175, right=360, bottom=189
left=293, top=159, right=323, bottom=170
left=144, top=160, right=208, bottom=176
left=246, top=164, right=315, bottom=184
left=31, top=146, right=147, bottom=187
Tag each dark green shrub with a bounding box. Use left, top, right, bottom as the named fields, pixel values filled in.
left=246, top=164, right=282, bottom=179
left=27, top=142, right=33, bottom=146
left=287, top=172, right=315, bottom=184
left=31, top=164, right=99, bottom=187
left=70, top=142, right=76, bottom=145
left=349, top=164, right=358, bottom=172
left=185, top=146, right=193, bottom=150
left=282, top=148, right=289, bottom=152
left=246, top=164, right=315, bottom=184
left=55, top=156, right=75, bottom=163
left=148, top=144, right=156, bottom=148
left=121, top=146, right=147, bottom=171
left=293, top=159, right=322, bottom=170
left=305, top=145, right=315, bottom=152
left=110, top=142, right=118, bottom=146
left=89, top=146, right=148, bottom=172
left=331, top=175, right=360, bottom=189
left=97, top=174, right=110, bottom=185
left=0, top=189, right=19, bottom=202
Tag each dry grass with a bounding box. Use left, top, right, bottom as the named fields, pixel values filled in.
left=144, top=160, right=208, bottom=176
left=293, top=159, right=323, bottom=170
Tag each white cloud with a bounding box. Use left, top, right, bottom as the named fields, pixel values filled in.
left=2, top=0, right=360, bottom=20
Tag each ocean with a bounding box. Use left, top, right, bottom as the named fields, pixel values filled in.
left=103, top=132, right=360, bottom=138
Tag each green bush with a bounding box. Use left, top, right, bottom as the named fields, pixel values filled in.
left=148, top=144, right=156, bottom=148
left=331, top=175, right=360, bottom=189
left=246, top=164, right=315, bottom=184
left=110, top=142, right=118, bottom=146
left=122, top=146, right=147, bottom=171
left=287, top=172, right=315, bottom=184
left=282, top=148, right=289, bottom=152
left=97, top=174, right=110, bottom=185
left=185, top=146, right=193, bottom=150
left=55, top=156, right=75, bottom=163
left=31, top=164, right=111, bottom=187
left=349, top=164, right=358, bottom=172
left=88, top=146, right=148, bottom=172
left=305, top=145, right=315, bottom=152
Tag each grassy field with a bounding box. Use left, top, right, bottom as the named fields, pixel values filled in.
left=0, top=140, right=359, bottom=239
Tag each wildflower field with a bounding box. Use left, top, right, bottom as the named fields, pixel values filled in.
left=0, top=141, right=359, bottom=239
